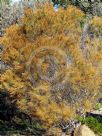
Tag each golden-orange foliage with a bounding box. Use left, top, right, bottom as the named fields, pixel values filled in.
left=0, top=4, right=102, bottom=130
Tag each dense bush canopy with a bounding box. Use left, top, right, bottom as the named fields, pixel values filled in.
left=0, top=3, right=102, bottom=135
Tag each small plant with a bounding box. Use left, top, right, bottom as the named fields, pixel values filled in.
left=96, top=103, right=102, bottom=110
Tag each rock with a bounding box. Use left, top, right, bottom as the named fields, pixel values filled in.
left=91, top=108, right=102, bottom=115
left=86, top=108, right=102, bottom=120
left=74, top=125, right=96, bottom=136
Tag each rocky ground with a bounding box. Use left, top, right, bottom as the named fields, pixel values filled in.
left=74, top=125, right=96, bottom=136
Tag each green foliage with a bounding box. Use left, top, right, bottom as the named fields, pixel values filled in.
left=78, top=116, right=102, bottom=135
left=96, top=103, right=102, bottom=110
left=0, top=119, right=45, bottom=135
left=52, top=0, right=69, bottom=6
left=0, top=0, right=12, bottom=7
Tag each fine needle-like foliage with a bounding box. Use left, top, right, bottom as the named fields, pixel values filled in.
left=0, top=4, right=102, bottom=134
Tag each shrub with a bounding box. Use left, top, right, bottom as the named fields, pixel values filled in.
left=0, top=4, right=102, bottom=134
left=0, top=0, right=49, bottom=36
left=52, top=0, right=102, bottom=16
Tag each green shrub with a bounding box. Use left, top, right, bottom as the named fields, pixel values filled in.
left=96, top=103, right=102, bottom=110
